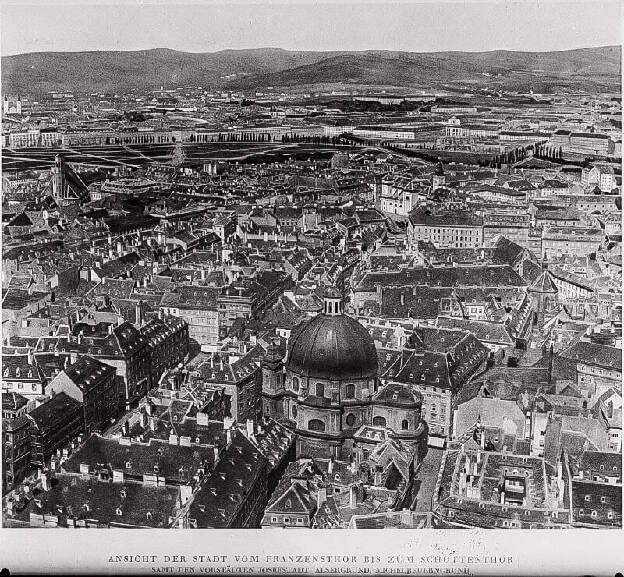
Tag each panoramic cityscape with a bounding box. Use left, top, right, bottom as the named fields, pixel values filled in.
left=1, top=2, right=622, bottom=532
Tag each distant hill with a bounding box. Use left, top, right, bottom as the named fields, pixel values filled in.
left=2, top=45, right=620, bottom=95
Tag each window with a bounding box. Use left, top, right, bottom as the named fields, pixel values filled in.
left=308, top=419, right=325, bottom=432
left=284, top=518, right=290, bottom=523
left=292, top=377, right=299, bottom=392
left=402, top=419, right=409, bottom=430
left=315, top=383, right=324, bottom=397
left=292, top=405, right=297, bottom=418
left=345, top=384, right=355, bottom=399
left=373, top=416, right=386, bottom=427
left=271, top=517, right=277, bottom=523
left=585, top=495, right=591, bottom=502
left=346, top=414, right=356, bottom=427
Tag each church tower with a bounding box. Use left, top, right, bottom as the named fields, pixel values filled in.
left=432, top=162, right=446, bottom=189
left=261, top=338, right=284, bottom=418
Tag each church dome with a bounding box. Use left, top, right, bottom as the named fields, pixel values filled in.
left=286, top=288, right=378, bottom=381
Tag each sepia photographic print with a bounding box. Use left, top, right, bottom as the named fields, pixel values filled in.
left=0, top=0, right=622, bottom=574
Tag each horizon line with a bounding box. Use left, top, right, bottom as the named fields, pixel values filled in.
left=2, top=43, right=621, bottom=58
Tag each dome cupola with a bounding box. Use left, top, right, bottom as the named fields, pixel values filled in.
left=286, top=286, right=378, bottom=381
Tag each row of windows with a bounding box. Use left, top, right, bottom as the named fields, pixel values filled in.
left=584, top=495, right=612, bottom=503
left=305, top=416, right=411, bottom=432
left=3, top=382, right=38, bottom=391
left=270, top=516, right=305, bottom=524
left=578, top=509, right=615, bottom=519
left=293, top=379, right=357, bottom=399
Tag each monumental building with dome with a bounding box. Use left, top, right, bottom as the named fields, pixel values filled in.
left=262, top=288, right=428, bottom=461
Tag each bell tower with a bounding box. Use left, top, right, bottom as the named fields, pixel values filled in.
left=262, top=338, right=284, bottom=418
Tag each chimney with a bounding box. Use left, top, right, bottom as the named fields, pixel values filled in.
left=226, top=428, right=233, bottom=446
left=135, top=301, right=144, bottom=327
left=246, top=419, right=254, bottom=439
left=349, top=485, right=358, bottom=509
left=328, top=458, right=334, bottom=475
left=401, top=508, right=411, bottom=527
left=500, top=490, right=505, bottom=504
left=41, top=471, right=51, bottom=492
left=122, top=420, right=130, bottom=436
left=27, top=349, right=34, bottom=365
left=149, top=416, right=156, bottom=431
left=317, top=486, right=327, bottom=508
left=480, top=428, right=485, bottom=450
left=146, top=400, right=153, bottom=416
left=140, top=408, right=147, bottom=428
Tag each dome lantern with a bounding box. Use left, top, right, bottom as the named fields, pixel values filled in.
left=323, top=286, right=343, bottom=316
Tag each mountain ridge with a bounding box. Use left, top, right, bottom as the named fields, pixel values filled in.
left=2, top=45, right=620, bottom=94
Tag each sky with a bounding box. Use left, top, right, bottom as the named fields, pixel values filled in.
left=1, top=0, right=622, bottom=56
